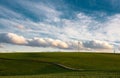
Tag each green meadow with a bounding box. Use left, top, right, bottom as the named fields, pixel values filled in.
left=0, top=52, right=120, bottom=78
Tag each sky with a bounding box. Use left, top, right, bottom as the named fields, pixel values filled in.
left=0, top=0, right=120, bottom=52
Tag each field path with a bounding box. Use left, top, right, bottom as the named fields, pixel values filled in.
left=0, top=58, right=84, bottom=71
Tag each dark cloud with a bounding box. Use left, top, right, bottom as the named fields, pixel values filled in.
left=83, top=40, right=113, bottom=49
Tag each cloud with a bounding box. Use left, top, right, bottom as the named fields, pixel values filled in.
left=83, top=40, right=113, bottom=50
left=0, top=44, right=4, bottom=48
left=27, top=38, right=69, bottom=49
left=1, top=7, right=120, bottom=45
left=0, top=0, right=120, bottom=52
left=1, top=0, right=120, bottom=42
left=14, top=0, right=61, bottom=22
left=0, top=6, right=24, bottom=19
left=27, top=38, right=113, bottom=50
left=51, top=40, right=68, bottom=49
left=0, top=32, right=114, bottom=51
left=27, top=38, right=49, bottom=47
left=67, top=40, right=83, bottom=50
left=101, top=14, right=120, bottom=41
left=0, top=33, right=27, bottom=45
left=16, top=25, right=25, bottom=30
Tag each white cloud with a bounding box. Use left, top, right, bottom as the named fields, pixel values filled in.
left=0, top=44, right=4, bottom=48
left=0, top=6, right=24, bottom=19
left=27, top=38, right=69, bottom=49
left=0, top=33, right=27, bottom=45
left=0, top=32, right=114, bottom=51
left=16, top=25, right=25, bottom=30
left=1, top=8, right=120, bottom=47
left=1, top=0, right=120, bottom=52
left=101, top=14, right=120, bottom=41
left=67, top=40, right=83, bottom=50
left=51, top=40, right=68, bottom=49
left=15, top=0, right=61, bottom=22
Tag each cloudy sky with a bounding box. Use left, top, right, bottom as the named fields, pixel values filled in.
left=0, top=0, right=120, bottom=52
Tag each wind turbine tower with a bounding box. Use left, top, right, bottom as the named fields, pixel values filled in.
left=78, top=40, right=80, bottom=52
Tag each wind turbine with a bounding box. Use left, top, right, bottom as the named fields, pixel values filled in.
left=113, top=45, right=116, bottom=54
left=78, top=40, right=80, bottom=52
left=109, top=41, right=120, bottom=54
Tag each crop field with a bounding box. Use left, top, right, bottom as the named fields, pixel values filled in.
left=0, top=52, right=120, bottom=78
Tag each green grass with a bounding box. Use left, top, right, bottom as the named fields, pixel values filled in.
left=0, top=57, right=69, bottom=75
left=0, top=72, right=120, bottom=78
left=0, top=52, right=120, bottom=77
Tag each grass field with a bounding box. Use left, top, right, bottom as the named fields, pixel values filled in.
left=0, top=52, right=120, bottom=78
